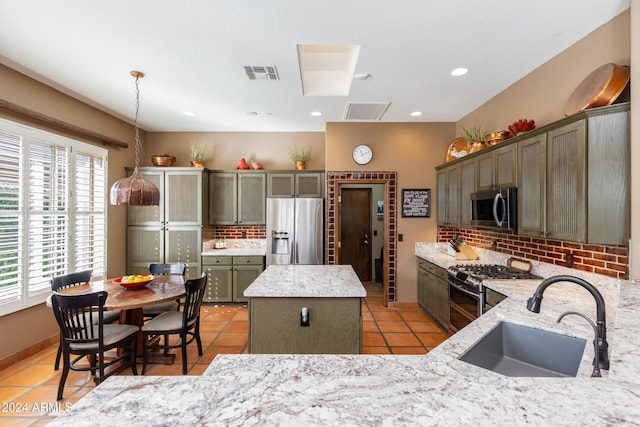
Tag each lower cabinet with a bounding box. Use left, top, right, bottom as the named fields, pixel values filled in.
left=417, top=257, right=449, bottom=330
left=249, top=297, right=361, bottom=354
left=202, top=255, right=264, bottom=303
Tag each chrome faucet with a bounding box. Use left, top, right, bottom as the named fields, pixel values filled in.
left=526, top=275, right=609, bottom=370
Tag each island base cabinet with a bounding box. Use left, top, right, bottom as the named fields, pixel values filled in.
left=249, top=297, right=362, bottom=354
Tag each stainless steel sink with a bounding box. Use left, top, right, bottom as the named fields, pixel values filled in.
left=458, top=321, right=587, bottom=377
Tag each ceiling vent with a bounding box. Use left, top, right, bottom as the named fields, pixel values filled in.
left=343, top=102, right=391, bottom=121
left=244, top=66, right=280, bottom=81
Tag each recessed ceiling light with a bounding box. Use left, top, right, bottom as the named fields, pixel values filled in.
left=354, top=73, right=370, bottom=80
left=310, top=111, right=322, bottom=116
left=451, top=67, right=469, bottom=77
left=410, top=111, right=422, bottom=117
left=245, top=111, right=258, bottom=116
left=183, top=111, right=196, bottom=117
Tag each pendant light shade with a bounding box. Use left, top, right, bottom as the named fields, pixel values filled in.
left=110, top=166, right=160, bottom=205
left=109, top=71, right=160, bottom=206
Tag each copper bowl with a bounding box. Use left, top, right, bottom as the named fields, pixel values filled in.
left=151, top=156, right=176, bottom=167
left=485, top=130, right=511, bottom=145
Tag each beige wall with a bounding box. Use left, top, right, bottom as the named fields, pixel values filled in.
left=457, top=10, right=630, bottom=135
left=0, top=64, right=139, bottom=359
left=325, top=122, right=454, bottom=301
left=147, top=132, right=325, bottom=170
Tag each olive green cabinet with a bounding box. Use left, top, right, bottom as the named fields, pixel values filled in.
left=518, top=104, right=629, bottom=244
left=208, top=171, right=266, bottom=225
left=459, top=159, right=476, bottom=228
left=202, top=255, right=264, bottom=303
left=267, top=171, right=324, bottom=198
left=126, top=167, right=205, bottom=276
left=416, top=257, right=448, bottom=331
left=437, top=165, right=460, bottom=227
left=249, top=296, right=361, bottom=354
left=476, top=144, right=517, bottom=191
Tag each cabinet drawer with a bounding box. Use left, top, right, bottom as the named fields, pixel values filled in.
left=202, top=256, right=233, bottom=266
left=233, top=256, right=264, bottom=266
left=434, top=266, right=447, bottom=281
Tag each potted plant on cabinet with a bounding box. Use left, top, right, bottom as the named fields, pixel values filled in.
left=190, top=143, right=207, bottom=167
left=288, top=145, right=311, bottom=170
left=461, top=122, right=488, bottom=154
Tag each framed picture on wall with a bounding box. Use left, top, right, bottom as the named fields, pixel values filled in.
left=401, top=189, right=430, bottom=217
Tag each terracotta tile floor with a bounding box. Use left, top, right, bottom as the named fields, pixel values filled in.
left=0, top=281, right=446, bottom=425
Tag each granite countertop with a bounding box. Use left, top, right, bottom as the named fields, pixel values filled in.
left=201, top=238, right=266, bottom=256
left=49, top=243, right=640, bottom=426
left=243, top=264, right=366, bottom=298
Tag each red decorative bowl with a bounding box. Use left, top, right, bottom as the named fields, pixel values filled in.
left=114, top=275, right=154, bottom=289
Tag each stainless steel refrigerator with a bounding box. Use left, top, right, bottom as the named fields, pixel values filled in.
left=266, top=198, right=323, bottom=265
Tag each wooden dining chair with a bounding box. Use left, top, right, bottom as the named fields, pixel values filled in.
left=50, top=270, right=121, bottom=370
left=51, top=290, right=138, bottom=400
left=141, top=272, right=207, bottom=374
left=142, top=263, right=187, bottom=319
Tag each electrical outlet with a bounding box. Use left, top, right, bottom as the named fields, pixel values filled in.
left=398, top=233, right=403, bottom=242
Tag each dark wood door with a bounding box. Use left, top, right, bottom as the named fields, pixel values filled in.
left=340, top=188, right=371, bottom=281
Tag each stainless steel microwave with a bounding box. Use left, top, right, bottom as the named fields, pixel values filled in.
left=470, top=188, right=517, bottom=231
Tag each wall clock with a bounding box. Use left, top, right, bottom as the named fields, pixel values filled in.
left=352, top=144, right=373, bottom=165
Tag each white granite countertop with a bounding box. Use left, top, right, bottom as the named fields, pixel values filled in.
left=49, top=243, right=640, bottom=426
left=243, top=264, right=366, bottom=298
left=202, top=238, right=266, bottom=256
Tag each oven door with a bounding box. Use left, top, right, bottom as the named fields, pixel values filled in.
left=448, top=280, right=482, bottom=334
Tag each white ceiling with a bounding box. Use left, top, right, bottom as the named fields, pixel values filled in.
left=0, top=0, right=630, bottom=132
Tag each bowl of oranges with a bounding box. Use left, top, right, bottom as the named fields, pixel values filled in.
left=114, top=274, right=154, bottom=289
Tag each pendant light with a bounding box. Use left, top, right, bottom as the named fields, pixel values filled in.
left=109, top=71, right=160, bottom=206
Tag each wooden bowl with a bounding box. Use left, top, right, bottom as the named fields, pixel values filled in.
left=151, top=156, right=176, bottom=167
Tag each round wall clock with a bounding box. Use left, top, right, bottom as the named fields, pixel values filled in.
left=352, top=144, right=373, bottom=165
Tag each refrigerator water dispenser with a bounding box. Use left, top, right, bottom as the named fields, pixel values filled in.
left=271, top=231, right=291, bottom=254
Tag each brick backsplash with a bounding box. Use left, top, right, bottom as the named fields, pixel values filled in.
left=204, top=225, right=266, bottom=241
left=438, top=227, right=629, bottom=279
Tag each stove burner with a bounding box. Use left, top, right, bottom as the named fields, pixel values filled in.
left=453, top=264, right=542, bottom=280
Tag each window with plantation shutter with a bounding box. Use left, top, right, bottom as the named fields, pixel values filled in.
left=0, top=118, right=107, bottom=316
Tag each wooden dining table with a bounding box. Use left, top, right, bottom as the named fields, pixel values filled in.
left=55, top=274, right=187, bottom=362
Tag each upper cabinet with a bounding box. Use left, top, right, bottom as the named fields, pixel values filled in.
left=437, top=103, right=629, bottom=245
left=476, top=144, right=517, bottom=191
left=518, top=105, right=629, bottom=244
left=127, top=167, right=205, bottom=227
left=267, top=171, right=324, bottom=198
left=208, top=171, right=266, bottom=225
left=436, top=165, right=460, bottom=228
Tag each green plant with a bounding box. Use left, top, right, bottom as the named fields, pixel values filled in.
left=461, top=122, right=488, bottom=143
left=288, top=145, right=311, bottom=162
left=190, top=143, right=207, bottom=162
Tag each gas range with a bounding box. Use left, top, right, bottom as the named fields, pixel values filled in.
left=446, top=263, right=542, bottom=291
left=446, top=261, right=542, bottom=335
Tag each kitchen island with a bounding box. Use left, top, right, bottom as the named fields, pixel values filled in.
left=49, top=246, right=640, bottom=426
left=245, top=264, right=366, bottom=354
